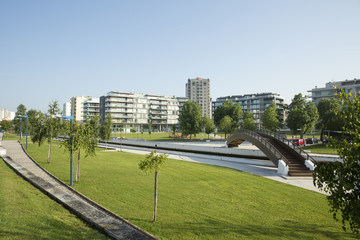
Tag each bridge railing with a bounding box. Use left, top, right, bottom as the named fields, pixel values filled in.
left=233, top=129, right=291, bottom=166
left=255, top=129, right=317, bottom=165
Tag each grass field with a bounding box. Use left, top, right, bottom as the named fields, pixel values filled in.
left=303, top=143, right=338, bottom=155
left=16, top=140, right=356, bottom=240
left=0, top=158, right=109, bottom=240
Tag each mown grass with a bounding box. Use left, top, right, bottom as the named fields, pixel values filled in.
left=303, top=143, right=338, bottom=155
left=21, top=140, right=357, bottom=240
left=0, top=157, right=109, bottom=240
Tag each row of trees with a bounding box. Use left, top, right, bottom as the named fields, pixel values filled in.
left=9, top=101, right=112, bottom=183
left=178, top=99, right=282, bottom=139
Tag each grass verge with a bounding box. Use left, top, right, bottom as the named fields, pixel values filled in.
left=21, top=140, right=356, bottom=240
left=303, top=143, right=338, bottom=155
left=0, top=158, right=109, bottom=240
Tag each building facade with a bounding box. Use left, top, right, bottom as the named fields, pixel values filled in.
left=185, top=77, right=211, bottom=118
left=212, top=93, right=285, bottom=128
left=82, top=98, right=100, bottom=121
left=308, top=78, right=360, bottom=105
left=70, top=96, right=99, bottom=122
left=0, top=108, right=15, bottom=121
left=100, top=91, right=180, bottom=132
left=63, top=102, right=71, bottom=117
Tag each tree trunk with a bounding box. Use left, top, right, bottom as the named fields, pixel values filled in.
left=153, top=169, right=158, bottom=222
left=76, top=149, right=81, bottom=182
left=48, top=143, right=51, bottom=163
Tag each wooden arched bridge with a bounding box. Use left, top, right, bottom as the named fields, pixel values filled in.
left=226, top=129, right=317, bottom=177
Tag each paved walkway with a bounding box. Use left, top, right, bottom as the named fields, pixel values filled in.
left=0, top=139, right=157, bottom=240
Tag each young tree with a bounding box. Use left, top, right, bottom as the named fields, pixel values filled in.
left=32, top=101, right=63, bottom=163
left=100, top=115, right=112, bottom=143
left=27, top=109, right=42, bottom=137
left=138, top=150, right=168, bottom=222
left=261, top=102, right=280, bottom=132
left=242, top=111, right=256, bottom=130
left=131, top=127, right=136, bottom=135
left=178, top=100, right=202, bottom=140
left=62, top=117, right=98, bottom=182
left=213, top=100, right=243, bottom=128
left=286, top=93, right=319, bottom=138
left=313, top=88, right=360, bottom=233
left=0, top=120, right=12, bottom=138
left=148, top=123, right=152, bottom=139
left=14, top=104, right=27, bottom=135
left=172, top=124, right=176, bottom=140
left=219, top=116, right=234, bottom=139
left=203, top=116, right=215, bottom=139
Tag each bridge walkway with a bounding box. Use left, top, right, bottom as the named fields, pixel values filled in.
left=227, top=130, right=316, bottom=177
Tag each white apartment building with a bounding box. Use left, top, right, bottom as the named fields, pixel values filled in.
left=63, top=102, right=71, bottom=117
left=212, top=93, right=286, bottom=128
left=185, top=77, right=211, bottom=118
left=70, top=96, right=99, bottom=122
left=0, top=108, right=15, bottom=121
left=100, top=91, right=179, bottom=132
left=308, top=78, right=360, bottom=105
left=83, top=98, right=100, bottom=121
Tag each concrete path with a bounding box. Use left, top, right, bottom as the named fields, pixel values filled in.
left=0, top=140, right=157, bottom=240
left=101, top=142, right=324, bottom=194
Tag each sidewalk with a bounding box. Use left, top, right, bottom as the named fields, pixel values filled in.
left=0, top=139, right=156, bottom=240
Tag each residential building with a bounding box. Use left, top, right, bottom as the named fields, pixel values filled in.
left=185, top=77, right=211, bottom=118
left=212, top=93, right=286, bottom=128
left=63, top=102, right=71, bottom=116
left=70, top=96, right=99, bottom=122
left=100, top=91, right=180, bottom=132
left=176, top=97, right=189, bottom=113
left=308, top=78, right=360, bottom=105
left=83, top=98, right=100, bottom=121
left=0, top=108, right=15, bottom=121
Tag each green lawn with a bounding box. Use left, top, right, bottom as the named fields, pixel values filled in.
left=303, top=143, right=338, bottom=155
left=20, top=140, right=356, bottom=240
left=1, top=133, right=20, bottom=141
left=0, top=158, right=109, bottom=240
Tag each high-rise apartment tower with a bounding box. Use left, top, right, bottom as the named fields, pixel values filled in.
left=185, top=77, right=211, bottom=118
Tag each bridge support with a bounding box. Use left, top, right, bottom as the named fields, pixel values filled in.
left=277, top=160, right=288, bottom=176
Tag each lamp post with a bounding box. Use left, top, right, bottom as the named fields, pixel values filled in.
left=18, top=117, right=22, bottom=140
left=61, top=115, right=74, bottom=186
left=19, top=115, right=29, bottom=149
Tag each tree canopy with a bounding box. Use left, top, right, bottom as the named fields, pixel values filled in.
left=242, top=111, right=256, bottom=130
left=313, top=88, right=360, bottom=233
left=14, top=104, right=27, bottom=134
left=178, top=100, right=202, bottom=139
left=286, top=93, right=319, bottom=138
left=203, top=115, right=215, bottom=139
left=219, top=116, right=234, bottom=139
left=100, top=115, right=112, bottom=141
left=31, top=100, right=63, bottom=163
left=213, top=100, right=242, bottom=127
left=317, top=98, right=344, bottom=132
left=62, top=116, right=98, bottom=182
left=261, top=102, right=280, bottom=132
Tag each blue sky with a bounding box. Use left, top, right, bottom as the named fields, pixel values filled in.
left=1, top=0, right=359, bottom=112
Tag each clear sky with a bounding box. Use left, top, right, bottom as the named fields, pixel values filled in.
left=1, top=0, right=359, bottom=112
